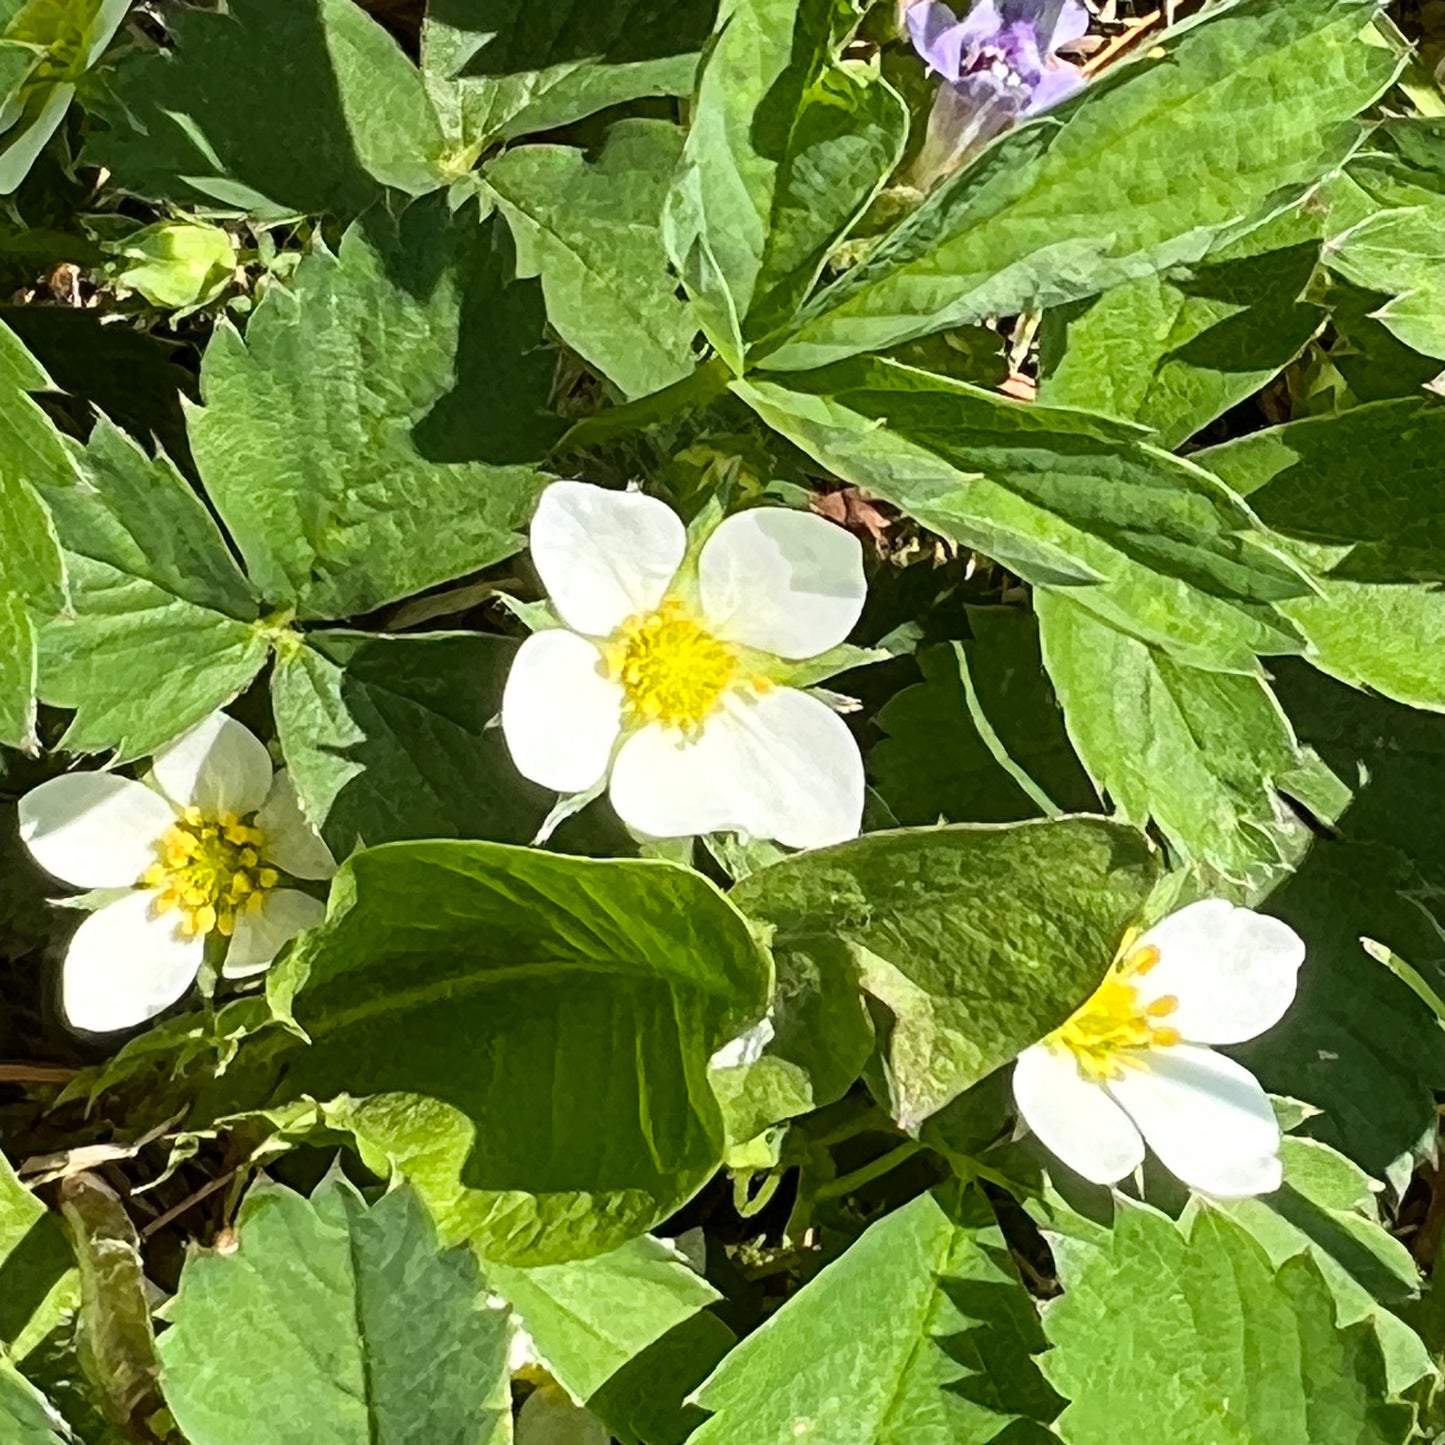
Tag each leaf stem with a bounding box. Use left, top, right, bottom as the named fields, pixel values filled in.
left=812, top=1141, right=922, bottom=1202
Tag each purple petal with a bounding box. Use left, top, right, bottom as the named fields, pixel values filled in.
left=955, top=0, right=1008, bottom=44
left=907, top=1, right=968, bottom=81
left=995, top=0, right=1088, bottom=48
left=997, top=17, right=1047, bottom=76
left=1022, top=59, right=1087, bottom=115
left=1047, top=0, right=1092, bottom=49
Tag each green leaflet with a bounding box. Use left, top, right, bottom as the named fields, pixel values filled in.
left=0, top=1362, right=69, bottom=1445
left=1323, top=118, right=1445, bottom=362
left=89, top=0, right=449, bottom=218
left=664, top=0, right=907, bottom=369
left=270, top=629, right=551, bottom=856
left=33, top=419, right=268, bottom=762
left=516, top=1389, right=608, bottom=1445
left=732, top=818, right=1160, bottom=1130
left=158, top=1175, right=511, bottom=1445
left=1035, top=591, right=1349, bottom=890
left=188, top=199, right=552, bottom=620
left=0, top=316, right=68, bottom=750
left=706, top=905, right=875, bottom=1144
left=759, top=0, right=1398, bottom=371
left=690, top=1185, right=1061, bottom=1444
left=0, top=594, right=35, bottom=749
left=871, top=608, right=1098, bottom=826
left=1199, top=398, right=1445, bottom=710
left=272, top=630, right=631, bottom=864
left=1038, top=210, right=1326, bottom=449
left=1235, top=665, right=1445, bottom=1178
left=0, top=305, right=197, bottom=466
left=421, top=0, right=716, bottom=150
left=217, top=841, right=771, bottom=1265
left=1212, top=1135, right=1432, bottom=1396
left=734, top=357, right=1309, bottom=671
left=0, top=313, right=74, bottom=499
left=487, top=119, right=699, bottom=400
left=1201, top=396, right=1445, bottom=584
left=487, top=1234, right=730, bottom=1443
left=0, top=1149, right=76, bottom=1365
left=1041, top=1205, right=1413, bottom=1445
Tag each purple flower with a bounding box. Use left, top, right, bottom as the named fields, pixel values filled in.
left=906, top=0, right=1089, bottom=181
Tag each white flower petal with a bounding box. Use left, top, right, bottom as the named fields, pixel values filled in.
left=254, top=770, right=336, bottom=880
left=530, top=481, right=685, bottom=636
left=1013, top=1042, right=1145, bottom=1185
left=223, top=888, right=326, bottom=978
left=18, top=773, right=176, bottom=888
left=61, top=892, right=204, bottom=1033
left=608, top=687, right=863, bottom=849
left=151, top=712, right=274, bottom=817
left=1107, top=1043, right=1282, bottom=1198
left=502, top=630, right=625, bottom=794
left=1132, top=900, right=1305, bottom=1046
left=710, top=1015, right=776, bottom=1071
left=697, top=508, right=867, bottom=659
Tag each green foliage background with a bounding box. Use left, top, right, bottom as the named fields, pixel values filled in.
left=2, top=0, right=1445, bottom=1441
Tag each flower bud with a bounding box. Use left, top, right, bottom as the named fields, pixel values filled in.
left=112, top=220, right=237, bottom=309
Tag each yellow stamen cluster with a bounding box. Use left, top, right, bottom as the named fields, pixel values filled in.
left=606, top=598, right=740, bottom=735
left=1048, top=936, right=1180, bottom=1081
left=140, top=806, right=278, bottom=939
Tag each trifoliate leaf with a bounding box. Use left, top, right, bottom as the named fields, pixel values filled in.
left=760, top=0, right=1399, bottom=370
left=1035, top=590, right=1349, bottom=890
left=270, top=628, right=551, bottom=855
left=1041, top=1204, right=1413, bottom=1445
left=665, top=0, right=907, bottom=368
left=732, top=817, right=1160, bottom=1130
left=89, top=0, right=449, bottom=217
left=486, top=119, right=698, bottom=399
left=690, top=1185, right=1061, bottom=1444
left=188, top=198, right=553, bottom=620
left=34, top=419, right=268, bottom=762
left=216, top=841, right=772, bottom=1264
left=158, top=1175, right=511, bottom=1445
left=734, top=358, right=1309, bottom=671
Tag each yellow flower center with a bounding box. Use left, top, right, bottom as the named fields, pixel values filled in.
left=140, top=807, right=278, bottom=940
left=606, top=598, right=740, bottom=734
left=1047, top=935, right=1180, bottom=1081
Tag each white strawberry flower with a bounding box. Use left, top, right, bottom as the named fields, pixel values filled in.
left=1013, top=899, right=1305, bottom=1197
left=18, top=712, right=335, bottom=1034
left=501, top=481, right=868, bottom=849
